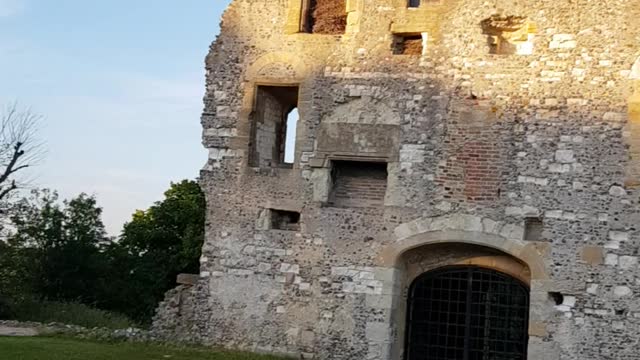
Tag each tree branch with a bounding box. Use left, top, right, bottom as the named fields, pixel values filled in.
left=0, top=180, right=17, bottom=202
left=0, top=142, right=25, bottom=185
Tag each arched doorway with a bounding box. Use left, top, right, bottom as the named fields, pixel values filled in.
left=405, top=266, right=529, bottom=360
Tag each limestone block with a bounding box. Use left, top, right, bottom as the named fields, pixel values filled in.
left=216, top=106, right=234, bottom=118
left=365, top=322, right=391, bottom=343
left=452, top=214, right=484, bottom=232
left=499, top=223, right=525, bottom=240
left=311, top=168, right=331, bottom=202
left=482, top=218, right=502, bottom=234
left=280, top=263, right=300, bottom=274
left=548, top=163, right=572, bottom=173
left=614, top=286, right=633, bottom=298
left=609, top=186, right=627, bottom=197
left=607, top=231, right=629, bottom=249
left=366, top=294, right=394, bottom=309
left=394, top=222, right=417, bottom=240
left=549, top=34, right=576, bottom=49
left=257, top=263, right=272, bottom=272
left=619, top=256, right=638, bottom=270
left=555, top=150, right=575, bottom=163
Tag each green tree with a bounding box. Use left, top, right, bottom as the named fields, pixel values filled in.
left=107, top=180, right=205, bottom=323
left=7, top=190, right=110, bottom=304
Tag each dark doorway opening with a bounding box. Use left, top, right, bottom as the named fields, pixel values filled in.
left=406, top=266, right=529, bottom=360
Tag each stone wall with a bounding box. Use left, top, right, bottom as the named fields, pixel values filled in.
left=153, top=0, right=640, bottom=359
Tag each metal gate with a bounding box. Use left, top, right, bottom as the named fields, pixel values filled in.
left=405, top=266, right=529, bottom=360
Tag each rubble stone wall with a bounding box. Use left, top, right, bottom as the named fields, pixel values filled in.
left=153, top=0, right=640, bottom=359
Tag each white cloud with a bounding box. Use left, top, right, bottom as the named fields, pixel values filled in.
left=0, top=0, right=26, bottom=18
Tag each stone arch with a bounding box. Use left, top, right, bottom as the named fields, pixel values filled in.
left=403, top=260, right=531, bottom=359
left=377, top=214, right=547, bottom=280
left=374, top=215, right=552, bottom=360
left=244, top=52, right=312, bottom=83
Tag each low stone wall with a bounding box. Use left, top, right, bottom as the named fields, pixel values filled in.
left=0, top=320, right=152, bottom=342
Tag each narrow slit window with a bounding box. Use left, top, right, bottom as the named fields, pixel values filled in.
left=329, top=161, right=388, bottom=208
left=408, top=0, right=421, bottom=7
left=393, top=34, right=424, bottom=55
left=301, top=0, right=346, bottom=35
left=250, top=86, right=299, bottom=168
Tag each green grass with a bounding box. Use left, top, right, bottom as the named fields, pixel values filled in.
left=0, top=337, right=291, bottom=360
left=8, top=299, right=136, bottom=329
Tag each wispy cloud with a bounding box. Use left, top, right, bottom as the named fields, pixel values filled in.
left=0, top=0, right=26, bottom=18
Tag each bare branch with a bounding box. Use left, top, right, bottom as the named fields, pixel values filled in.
left=0, top=102, right=45, bottom=202
left=0, top=181, right=17, bottom=202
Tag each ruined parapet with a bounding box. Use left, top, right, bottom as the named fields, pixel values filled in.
left=155, top=0, right=640, bottom=359
left=481, top=14, right=536, bottom=55
left=151, top=274, right=202, bottom=343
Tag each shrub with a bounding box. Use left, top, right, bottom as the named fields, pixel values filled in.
left=0, top=295, right=13, bottom=319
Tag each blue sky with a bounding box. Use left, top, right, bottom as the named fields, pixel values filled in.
left=0, top=0, right=232, bottom=234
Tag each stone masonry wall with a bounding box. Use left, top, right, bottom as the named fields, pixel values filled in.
left=152, top=0, right=640, bottom=359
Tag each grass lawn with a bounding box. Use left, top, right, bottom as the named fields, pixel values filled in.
left=0, top=337, right=290, bottom=360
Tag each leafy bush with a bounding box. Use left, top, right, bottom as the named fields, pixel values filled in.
left=9, top=299, right=136, bottom=329
left=0, top=295, right=13, bottom=319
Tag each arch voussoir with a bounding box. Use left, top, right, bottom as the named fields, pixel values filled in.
left=380, top=214, right=547, bottom=280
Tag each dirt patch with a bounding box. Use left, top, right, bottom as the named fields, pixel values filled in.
left=312, top=0, right=346, bottom=35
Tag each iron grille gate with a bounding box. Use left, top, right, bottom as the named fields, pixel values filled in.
left=406, top=266, right=529, bottom=360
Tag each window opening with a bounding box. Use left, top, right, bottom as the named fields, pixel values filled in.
left=301, top=0, right=346, bottom=34
left=408, top=0, right=441, bottom=7
left=393, top=34, right=424, bottom=56
left=481, top=15, right=536, bottom=55
left=524, top=217, right=544, bottom=241
left=406, top=266, right=529, bottom=360
left=329, top=161, right=388, bottom=208
left=284, top=108, right=299, bottom=164
left=250, top=86, right=299, bottom=168
left=271, top=209, right=301, bottom=231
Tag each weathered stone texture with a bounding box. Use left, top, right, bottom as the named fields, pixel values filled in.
left=152, top=0, right=640, bottom=359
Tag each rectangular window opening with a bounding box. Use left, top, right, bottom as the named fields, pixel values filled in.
left=271, top=209, right=301, bottom=231
left=524, top=217, right=544, bottom=241
left=393, top=34, right=424, bottom=56
left=408, top=0, right=441, bottom=7
left=250, top=85, right=299, bottom=168
left=329, top=161, right=388, bottom=208
left=301, top=0, right=347, bottom=35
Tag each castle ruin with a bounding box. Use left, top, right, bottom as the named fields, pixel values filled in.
left=154, top=1, right=640, bottom=359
